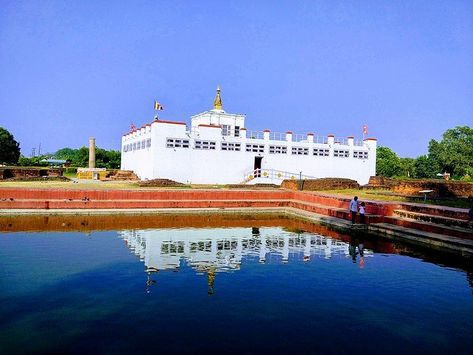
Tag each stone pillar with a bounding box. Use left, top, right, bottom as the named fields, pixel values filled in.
left=89, top=137, right=96, bottom=169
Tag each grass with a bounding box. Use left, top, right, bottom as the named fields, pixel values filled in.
left=321, top=188, right=471, bottom=209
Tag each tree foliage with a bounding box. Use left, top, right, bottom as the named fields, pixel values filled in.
left=0, top=127, right=20, bottom=165
left=376, top=146, right=401, bottom=177
left=376, top=126, right=472, bottom=180
left=399, top=157, right=415, bottom=178
left=18, top=155, right=50, bottom=167
left=53, top=147, right=121, bottom=169
left=413, top=155, right=438, bottom=179
left=427, top=126, right=473, bottom=178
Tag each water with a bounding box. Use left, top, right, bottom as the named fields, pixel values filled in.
left=0, top=214, right=472, bottom=354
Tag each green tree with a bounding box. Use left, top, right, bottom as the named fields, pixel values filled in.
left=376, top=146, right=401, bottom=177
left=55, top=148, right=77, bottom=161
left=0, top=127, right=20, bottom=165
left=53, top=146, right=121, bottom=169
left=17, top=155, right=50, bottom=167
left=95, top=148, right=120, bottom=169
left=413, top=155, right=438, bottom=178
left=428, top=126, right=473, bottom=177
left=70, top=147, right=89, bottom=167
left=399, top=157, right=416, bottom=178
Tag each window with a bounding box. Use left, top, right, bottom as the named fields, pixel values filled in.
left=269, top=145, right=287, bottom=154
left=166, top=138, right=190, bottom=148
left=334, top=149, right=349, bottom=158
left=133, top=142, right=136, bottom=151
left=245, top=144, right=264, bottom=153
left=292, top=147, right=309, bottom=155
left=314, top=148, right=329, bottom=156
left=141, top=140, right=146, bottom=149
left=195, top=140, right=216, bottom=150
left=221, top=142, right=241, bottom=151
left=222, top=124, right=231, bottom=136
left=146, top=138, right=151, bottom=148
left=353, top=150, right=368, bottom=159
left=234, top=126, right=240, bottom=137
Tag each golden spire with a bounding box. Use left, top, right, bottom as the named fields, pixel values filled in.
left=213, top=85, right=222, bottom=110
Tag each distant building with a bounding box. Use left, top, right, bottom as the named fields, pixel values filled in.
left=121, top=88, right=377, bottom=185
left=41, top=159, right=70, bottom=167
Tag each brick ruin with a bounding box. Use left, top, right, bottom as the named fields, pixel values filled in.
left=0, top=167, right=64, bottom=180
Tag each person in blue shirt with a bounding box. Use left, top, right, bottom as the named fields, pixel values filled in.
left=349, top=196, right=358, bottom=224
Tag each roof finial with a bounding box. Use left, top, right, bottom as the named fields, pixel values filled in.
left=213, top=85, right=222, bottom=110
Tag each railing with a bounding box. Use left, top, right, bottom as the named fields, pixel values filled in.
left=269, top=132, right=287, bottom=141
left=313, top=136, right=328, bottom=144
left=245, top=130, right=265, bottom=139
left=292, top=134, right=308, bottom=142
left=243, top=168, right=317, bottom=182
left=333, top=137, right=348, bottom=145
left=354, top=139, right=364, bottom=146
left=187, top=126, right=362, bottom=146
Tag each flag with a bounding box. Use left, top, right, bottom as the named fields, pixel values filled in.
left=154, top=101, right=164, bottom=111
left=362, top=124, right=368, bottom=135
left=130, top=123, right=136, bottom=131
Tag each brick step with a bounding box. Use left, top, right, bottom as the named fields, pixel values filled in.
left=384, top=216, right=473, bottom=240
left=293, top=192, right=397, bottom=216
left=398, top=203, right=469, bottom=220
left=369, top=222, right=473, bottom=255
left=393, top=209, right=472, bottom=229
left=290, top=200, right=383, bottom=224
left=0, top=199, right=293, bottom=210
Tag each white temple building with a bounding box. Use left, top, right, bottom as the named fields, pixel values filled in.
left=121, top=87, right=377, bottom=185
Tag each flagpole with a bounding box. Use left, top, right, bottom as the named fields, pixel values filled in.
left=154, top=100, right=164, bottom=120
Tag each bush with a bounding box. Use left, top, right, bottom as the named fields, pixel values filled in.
left=64, top=167, right=78, bottom=174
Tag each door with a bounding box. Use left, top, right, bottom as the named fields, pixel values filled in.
left=254, top=157, right=262, bottom=177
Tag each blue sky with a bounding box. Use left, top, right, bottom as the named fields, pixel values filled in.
left=0, top=0, right=472, bottom=157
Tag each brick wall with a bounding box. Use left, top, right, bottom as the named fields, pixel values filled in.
left=0, top=167, right=64, bottom=180
left=282, top=178, right=360, bottom=191
left=368, top=177, right=473, bottom=198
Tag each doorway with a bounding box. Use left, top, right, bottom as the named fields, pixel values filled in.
left=254, top=157, right=262, bottom=177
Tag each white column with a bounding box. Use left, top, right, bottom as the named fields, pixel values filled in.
left=282, top=235, right=289, bottom=263
left=304, top=236, right=311, bottom=261
left=285, top=131, right=293, bottom=142
left=259, top=236, right=267, bottom=263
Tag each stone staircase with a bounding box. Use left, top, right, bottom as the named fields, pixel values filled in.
left=369, top=202, right=473, bottom=244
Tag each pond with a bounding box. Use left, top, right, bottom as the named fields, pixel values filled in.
left=0, top=214, right=472, bottom=354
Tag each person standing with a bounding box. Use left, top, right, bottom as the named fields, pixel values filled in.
left=359, top=202, right=366, bottom=224
left=349, top=196, right=358, bottom=224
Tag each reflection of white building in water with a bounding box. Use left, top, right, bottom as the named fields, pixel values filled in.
left=119, top=227, right=371, bottom=274
left=121, top=87, right=377, bottom=185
